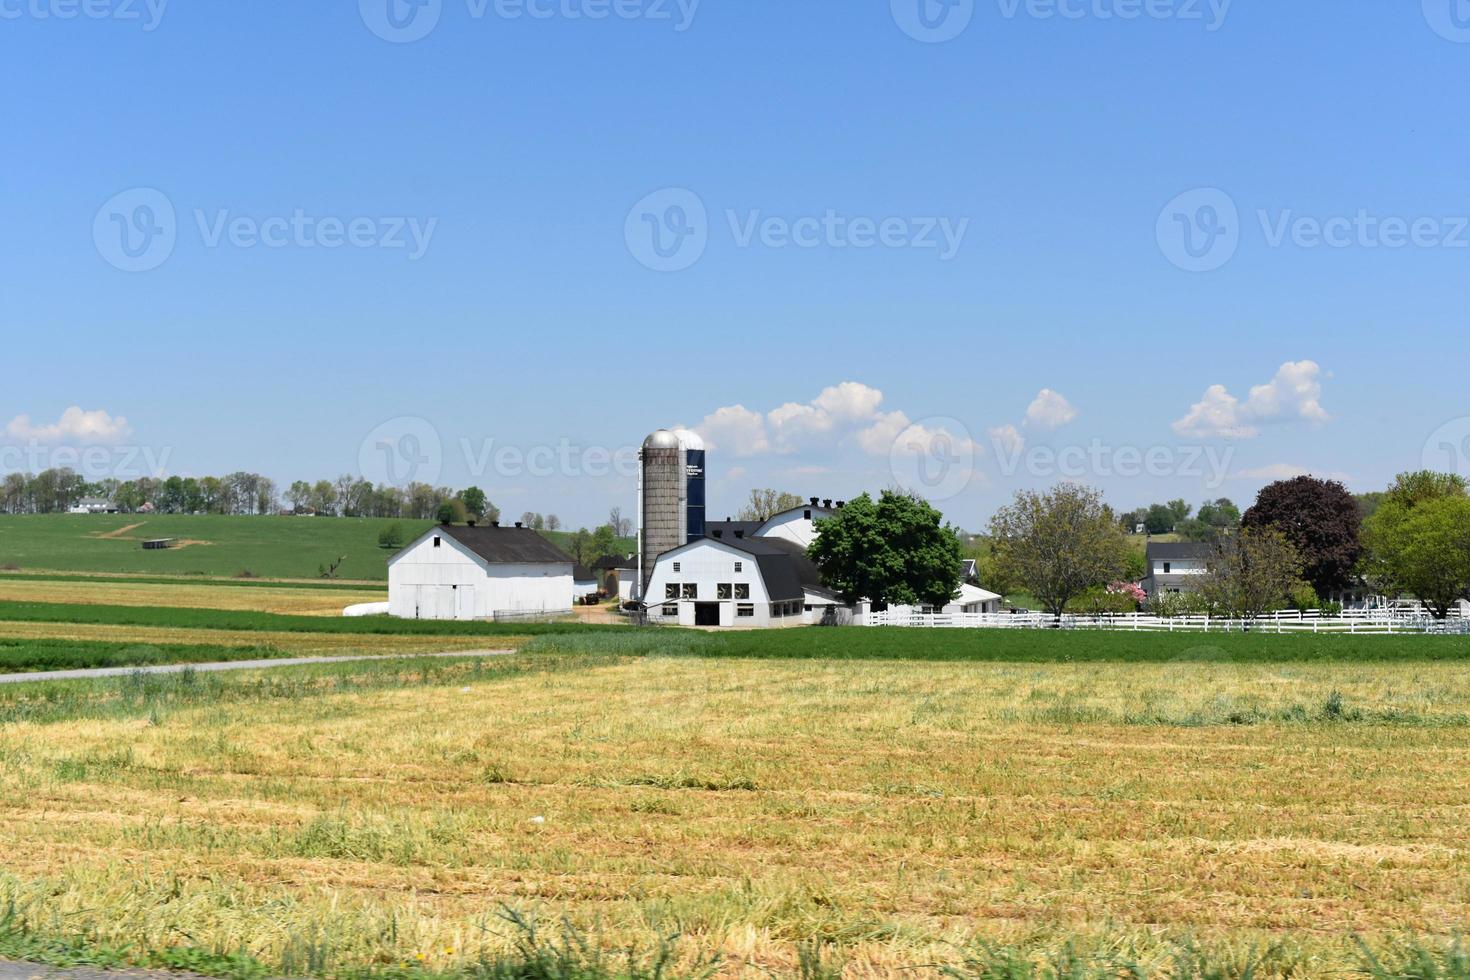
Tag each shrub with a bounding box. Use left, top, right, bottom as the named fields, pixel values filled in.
left=377, top=523, right=406, bottom=550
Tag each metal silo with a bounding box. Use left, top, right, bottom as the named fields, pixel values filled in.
left=637, top=427, right=708, bottom=599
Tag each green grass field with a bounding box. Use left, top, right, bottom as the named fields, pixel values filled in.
left=0, top=515, right=634, bottom=582
left=0, top=638, right=293, bottom=674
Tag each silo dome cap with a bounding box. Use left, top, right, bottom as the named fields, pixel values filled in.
left=673, top=428, right=705, bottom=451
left=643, top=429, right=680, bottom=449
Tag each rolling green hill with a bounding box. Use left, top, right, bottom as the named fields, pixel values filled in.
left=0, top=514, right=639, bottom=582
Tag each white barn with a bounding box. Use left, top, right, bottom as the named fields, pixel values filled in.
left=645, top=520, right=838, bottom=628
left=388, top=524, right=574, bottom=621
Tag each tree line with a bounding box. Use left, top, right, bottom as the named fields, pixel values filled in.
left=985, top=471, right=1470, bottom=619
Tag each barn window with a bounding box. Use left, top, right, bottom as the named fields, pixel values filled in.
left=737, top=604, right=755, bottom=618
left=682, top=584, right=698, bottom=600
left=734, top=562, right=743, bottom=573
left=804, top=510, right=811, bottom=519
left=662, top=604, right=678, bottom=617
left=1163, top=562, right=1172, bottom=574
left=717, top=584, right=732, bottom=600
left=433, top=537, right=441, bottom=548
left=735, top=584, right=750, bottom=600
left=665, top=584, right=679, bottom=600
left=673, top=562, right=681, bottom=573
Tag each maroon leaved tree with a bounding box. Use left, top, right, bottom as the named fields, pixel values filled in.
left=1242, top=476, right=1363, bottom=598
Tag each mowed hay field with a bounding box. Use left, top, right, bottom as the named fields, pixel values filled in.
left=0, top=577, right=386, bottom=616
left=2, top=642, right=1469, bottom=977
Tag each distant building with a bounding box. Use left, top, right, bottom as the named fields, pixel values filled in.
left=1140, top=541, right=1215, bottom=600
left=388, top=523, right=575, bottom=621
left=592, top=554, right=638, bottom=604
left=573, top=564, right=599, bottom=603
left=68, top=497, right=119, bottom=514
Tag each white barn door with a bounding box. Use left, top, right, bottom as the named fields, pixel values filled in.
left=454, top=585, right=476, bottom=621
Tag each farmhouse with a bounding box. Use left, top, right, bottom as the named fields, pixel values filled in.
left=1140, top=541, right=1214, bottom=600
left=388, top=523, right=574, bottom=620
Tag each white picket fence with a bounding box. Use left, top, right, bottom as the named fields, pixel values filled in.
left=860, top=608, right=1470, bottom=635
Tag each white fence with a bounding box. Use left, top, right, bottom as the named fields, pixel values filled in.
left=860, top=608, right=1470, bottom=635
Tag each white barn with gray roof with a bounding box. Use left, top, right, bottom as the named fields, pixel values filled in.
left=388, top=523, right=575, bottom=620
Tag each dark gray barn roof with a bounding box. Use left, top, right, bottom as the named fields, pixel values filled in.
left=435, top=524, right=574, bottom=565
left=714, top=535, right=826, bottom=601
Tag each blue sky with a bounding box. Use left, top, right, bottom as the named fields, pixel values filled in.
left=3, top=0, right=1469, bottom=529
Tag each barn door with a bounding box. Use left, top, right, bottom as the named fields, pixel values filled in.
left=454, top=585, right=476, bottom=621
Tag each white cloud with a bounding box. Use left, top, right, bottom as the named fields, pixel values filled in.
left=697, top=382, right=981, bottom=462
left=1024, top=389, right=1077, bottom=430
left=4, top=407, right=132, bottom=444
left=696, top=404, right=768, bottom=457
left=886, top=417, right=982, bottom=460
left=1173, top=361, right=1331, bottom=440
left=987, top=424, right=1025, bottom=455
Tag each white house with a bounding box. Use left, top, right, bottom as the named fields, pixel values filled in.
left=388, top=524, right=574, bottom=621
left=1140, top=541, right=1214, bottom=600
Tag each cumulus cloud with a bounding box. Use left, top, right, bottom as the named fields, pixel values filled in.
left=5, top=407, right=132, bottom=444
left=697, top=404, right=768, bottom=457
left=1024, top=389, right=1077, bottom=429
left=987, top=424, right=1025, bottom=455
left=696, top=382, right=980, bottom=461
left=1173, top=361, right=1331, bottom=440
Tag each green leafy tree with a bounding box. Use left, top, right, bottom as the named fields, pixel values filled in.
left=1197, top=527, right=1304, bottom=620
left=808, top=491, right=963, bottom=608
left=378, top=523, right=406, bottom=550
left=987, top=484, right=1129, bottom=617
left=1361, top=471, right=1470, bottom=618
left=457, top=486, right=487, bottom=520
